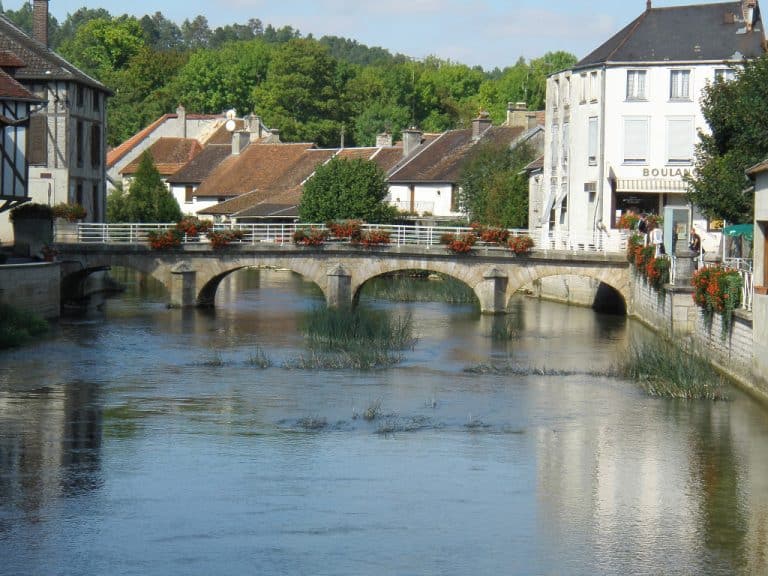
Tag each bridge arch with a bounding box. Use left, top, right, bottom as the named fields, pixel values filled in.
left=352, top=267, right=479, bottom=307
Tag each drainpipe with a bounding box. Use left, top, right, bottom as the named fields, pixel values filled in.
left=596, top=64, right=608, bottom=232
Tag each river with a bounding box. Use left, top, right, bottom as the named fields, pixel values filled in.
left=1, top=269, right=767, bottom=575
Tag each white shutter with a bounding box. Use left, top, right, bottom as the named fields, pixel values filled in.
left=667, top=117, right=693, bottom=163
left=624, top=118, right=649, bottom=163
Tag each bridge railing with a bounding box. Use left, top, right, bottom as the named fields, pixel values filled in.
left=68, top=223, right=628, bottom=254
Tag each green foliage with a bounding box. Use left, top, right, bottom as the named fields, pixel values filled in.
left=686, top=57, right=768, bottom=223
left=458, top=140, right=537, bottom=228
left=9, top=202, right=53, bottom=221
left=0, top=303, right=48, bottom=349
left=299, top=158, right=393, bottom=223
left=123, top=152, right=182, bottom=222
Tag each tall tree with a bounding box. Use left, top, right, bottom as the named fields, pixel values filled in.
left=140, top=11, right=183, bottom=51
left=299, top=157, right=393, bottom=222
left=181, top=15, right=212, bottom=49
left=687, top=57, right=768, bottom=223
left=125, top=152, right=182, bottom=222
left=458, top=140, right=537, bottom=228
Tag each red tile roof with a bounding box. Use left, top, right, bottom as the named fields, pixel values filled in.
left=0, top=49, right=25, bottom=68
left=0, top=68, right=39, bottom=101
left=120, top=137, right=203, bottom=176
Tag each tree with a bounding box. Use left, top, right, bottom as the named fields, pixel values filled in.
left=181, top=15, right=212, bottom=49
left=124, top=152, right=182, bottom=222
left=458, top=140, right=537, bottom=228
left=299, top=157, right=393, bottom=222
left=686, top=57, right=768, bottom=223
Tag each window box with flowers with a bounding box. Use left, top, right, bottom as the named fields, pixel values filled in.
left=358, top=229, right=391, bottom=247
left=206, top=229, right=244, bottom=249
left=147, top=229, right=182, bottom=250
left=293, top=228, right=328, bottom=247
left=440, top=232, right=476, bottom=254
left=508, top=235, right=534, bottom=255
left=327, top=220, right=362, bottom=242
left=691, top=266, right=743, bottom=330
left=176, top=216, right=212, bottom=241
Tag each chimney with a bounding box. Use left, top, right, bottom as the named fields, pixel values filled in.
left=246, top=114, right=262, bottom=141
left=472, top=111, right=492, bottom=140
left=231, top=131, right=250, bottom=155
left=33, top=0, right=49, bottom=47
left=743, top=0, right=757, bottom=30
left=176, top=104, right=187, bottom=138
left=402, top=127, right=423, bottom=157
left=264, top=128, right=281, bottom=144
left=646, top=1, right=652, bottom=11
left=506, top=101, right=538, bottom=129
left=376, top=131, right=393, bottom=148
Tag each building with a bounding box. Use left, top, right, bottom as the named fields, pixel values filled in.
left=539, top=0, right=765, bottom=250
left=0, top=0, right=111, bottom=240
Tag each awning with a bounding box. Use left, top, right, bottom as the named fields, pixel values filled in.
left=615, top=179, right=688, bottom=194
left=723, top=223, right=753, bottom=241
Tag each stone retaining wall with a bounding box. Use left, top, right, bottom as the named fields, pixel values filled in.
left=0, top=262, right=60, bottom=319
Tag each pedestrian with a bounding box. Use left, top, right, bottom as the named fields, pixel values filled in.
left=637, top=213, right=648, bottom=235
left=650, top=225, right=664, bottom=257
left=688, top=228, right=701, bottom=254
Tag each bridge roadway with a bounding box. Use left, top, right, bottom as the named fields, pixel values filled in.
left=55, top=241, right=630, bottom=314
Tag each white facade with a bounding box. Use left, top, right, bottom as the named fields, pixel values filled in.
left=386, top=183, right=459, bottom=218
left=541, top=62, right=736, bottom=252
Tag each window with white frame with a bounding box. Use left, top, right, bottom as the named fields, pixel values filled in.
left=626, top=70, right=647, bottom=100
left=580, top=73, right=587, bottom=103
left=562, top=123, right=569, bottom=166
left=666, top=117, right=694, bottom=164
left=715, top=68, right=735, bottom=83
left=589, top=71, right=599, bottom=102
left=551, top=124, right=559, bottom=169
left=670, top=70, right=691, bottom=100
left=564, top=76, right=571, bottom=106
left=552, top=79, right=560, bottom=108
left=623, top=117, right=649, bottom=164
left=588, top=117, right=598, bottom=166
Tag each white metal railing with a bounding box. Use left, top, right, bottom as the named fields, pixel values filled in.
left=64, top=222, right=628, bottom=255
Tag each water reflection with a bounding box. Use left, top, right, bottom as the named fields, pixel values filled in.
left=0, top=268, right=766, bottom=575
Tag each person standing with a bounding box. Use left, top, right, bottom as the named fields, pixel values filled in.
left=689, top=228, right=701, bottom=253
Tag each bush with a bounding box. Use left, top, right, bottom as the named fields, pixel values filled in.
left=9, top=202, right=53, bottom=221
left=52, top=203, right=87, bottom=222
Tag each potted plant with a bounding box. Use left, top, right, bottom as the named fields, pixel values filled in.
left=52, top=203, right=86, bottom=242
left=10, top=202, right=54, bottom=257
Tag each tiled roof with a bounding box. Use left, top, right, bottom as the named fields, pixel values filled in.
left=524, top=156, right=544, bottom=172
left=166, top=144, right=232, bottom=185
left=0, top=68, right=39, bottom=101
left=0, top=15, right=110, bottom=92
left=371, top=147, right=406, bottom=175
left=389, top=125, right=524, bottom=183
left=120, top=138, right=203, bottom=176
left=205, top=120, right=245, bottom=145
left=193, top=143, right=315, bottom=198
left=200, top=187, right=302, bottom=218
left=0, top=49, right=25, bottom=67
left=578, top=2, right=764, bottom=68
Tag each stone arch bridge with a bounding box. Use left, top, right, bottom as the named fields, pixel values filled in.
left=56, top=243, right=631, bottom=314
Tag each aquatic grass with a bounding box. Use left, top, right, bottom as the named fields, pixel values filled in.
left=361, top=273, right=477, bottom=304
left=0, top=303, right=48, bottom=349
left=283, top=349, right=403, bottom=370
left=618, top=339, right=728, bottom=401
left=296, top=416, right=328, bottom=431
left=246, top=346, right=273, bottom=368
left=375, top=415, right=433, bottom=434
left=489, top=317, right=519, bottom=341
left=302, top=307, right=416, bottom=353
left=195, top=350, right=225, bottom=367
left=363, top=399, right=382, bottom=421
left=463, top=363, right=614, bottom=377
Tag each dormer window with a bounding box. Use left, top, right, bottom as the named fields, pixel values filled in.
left=626, top=70, right=647, bottom=101
left=670, top=70, right=691, bottom=100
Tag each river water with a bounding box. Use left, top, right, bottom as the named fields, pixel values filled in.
left=1, top=269, right=767, bottom=575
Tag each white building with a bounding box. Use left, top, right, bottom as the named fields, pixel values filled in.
left=538, top=0, right=764, bottom=252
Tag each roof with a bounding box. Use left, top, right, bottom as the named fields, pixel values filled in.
left=389, top=125, right=525, bottom=183
left=577, top=2, right=765, bottom=68
left=0, top=49, right=25, bottom=67
left=193, top=143, right=316, bottom=198
left=524, top=156, right=545, bottom=172
left=747, top=157, right=768, bottom=176
left=166, top=144, right=232, bottom=185
left=0, top=67, right=39, bottom=102
left=0, top=15, right=110, bottom=92
left=120, top=138, right=203, bottom=176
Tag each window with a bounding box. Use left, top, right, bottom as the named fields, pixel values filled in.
left=580, top=73, right=587, bottom=103
left=76, top=121, right=84, bottom=167
left=589, top=71, right=599, bottom=102
left=670, top=70, right=691, bottom=100
left=623, top=117, right=649, bottom=164
left=626, top=70, right=647, bottom=100
left=588, top=117, right=598, bottom=166
left=90, top=124, right=101, bottom=167
left=715, top=68, right=735, bottom=83
left=76, top=181, right=83, bottom=206
left=666, top=117, right=694, bottom=164
left=76, top=85, right=84, bottom=108
left=562, top=123, right=569, bottom=167
left=27, top=114, right=47, bottom=165
left=551, top=124, right=559, bottom=169
left=185, top=186, right=194, bottom=203
left=93, top=90, right=100, bottom=111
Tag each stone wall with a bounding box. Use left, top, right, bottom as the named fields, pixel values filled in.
left=0, top=262, right=60, bottom=319
left=629, top=269, right=766, bottom=400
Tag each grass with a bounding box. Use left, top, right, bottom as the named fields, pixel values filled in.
left=0, top=303, right=48, bottom=349
left=618, top=339, right=728, bottom=401
left=283, top=349, right=403, bottom=370
left=297, top=416, right=328, bottom=430
left=246, top=346, right=273, bottom=368
left=361, top=273, right=477, bottom=304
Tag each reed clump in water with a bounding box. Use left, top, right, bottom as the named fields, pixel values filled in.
left=362, top=273, right=477, bottom=304
left=619, top=339, right=728, bottom=401
left=0, top=303, right=48, bottom=349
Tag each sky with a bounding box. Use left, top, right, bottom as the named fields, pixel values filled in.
left=5, top=0, right=726, bottom=69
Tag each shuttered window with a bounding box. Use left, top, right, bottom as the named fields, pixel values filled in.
left=667, top=117, right=694, bottom=164
left=90, top=124, right=101, bottom=167
left=670, top=70, right=691, bottom=100
left=623, top=117, right=649, bottom=164
left=27, top=114, right=47, bottom=165
left=588, top=117, right=598, bottom=165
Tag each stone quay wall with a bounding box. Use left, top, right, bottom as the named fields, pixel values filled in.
left=0, top=262, right=60, bottom=319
